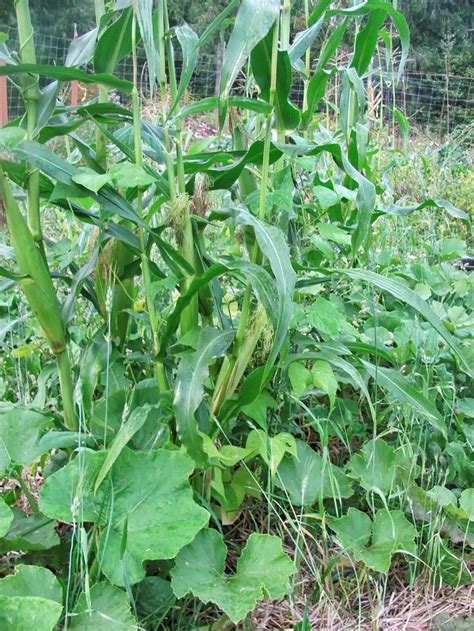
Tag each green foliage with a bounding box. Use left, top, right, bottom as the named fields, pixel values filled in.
left=171, top=528, right=296, bottom=624
left=0, top=1, right=472, bottom=627
left=0, top=565, right=63, bottom=631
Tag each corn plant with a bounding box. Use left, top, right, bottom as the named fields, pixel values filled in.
left=0, top=0, right=472, bottom=628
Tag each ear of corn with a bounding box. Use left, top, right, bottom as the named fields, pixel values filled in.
left=0, top=165, right=66, bottom=354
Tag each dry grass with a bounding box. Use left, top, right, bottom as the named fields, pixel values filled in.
left=252, top=581, right=473, bottom=630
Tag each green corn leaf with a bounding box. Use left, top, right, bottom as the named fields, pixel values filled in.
left=94, top=405, right=153, bottom=493
left=35, top=81, right=60, bottom=135
left=343, top=269, right=472, bottom=376
left=13, top=141, right=147, bottom=228
left=328, top=1, right=410, bottom=79
left=174, top=327, right=235, bottom=466
left=174, top=96, right=272, bottom=121
left=171, top=528, right=296, bottom=624
left=362, top=361, right=447, bottom=437
left=289, top=16, right=324, bottom=74
left=184, top=141, right=283, bottom=191
left=0, top=565, right=63, bottom=631
left=196, top=0, right=239, bottom=49
left=94, top=7, right=134, bottom=75
left=251, top=31, right=301, bottom=130
left=303, top=19, right=347, bottom=124
left=275, top=440, right=353, bottom=506
left=39, top=448, right=209, bottom=586
left=233, top=207, right=296, bottom=386
left=136, top=0, right=157, bottom=93
left=169, top=24, right=199, bottom=114
left=308, top=0, right=333, bottom=26
left=159, top=260, right=278, bottom=359
left=392, top=107, right=409, bottom=152
left=383, top=198, right=470, bottom=226
left=0, top=167, right=67, bottom=353
left=219, top=0, right=280, bottom=98
left=70, top=583, right=137, bottom=630
left=228, top=96, right=274, bottom=114
left=65, top=27, right=99, bottom=67
left=0, top=63, right=133, bottom=92
left=351, top=9, right=387, bottom=76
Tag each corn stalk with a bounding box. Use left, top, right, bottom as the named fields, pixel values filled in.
left=0, top=168, right=77, bottom=430
left=14, top=0, right=41, bottom=246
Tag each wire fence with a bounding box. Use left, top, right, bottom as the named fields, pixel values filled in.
left=1, top=24, right=473, bottom=138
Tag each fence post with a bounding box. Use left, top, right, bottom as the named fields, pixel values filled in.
left=70, top=23, right=78, bottom=107
left=0, top=61, right=8, bottom=126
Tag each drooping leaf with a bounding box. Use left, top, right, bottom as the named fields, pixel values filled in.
left=94, top=8, right=134, bottom=75
left=94, top=405, right=151, bottom=493
left=136, top=0, right=157, bottom=93
left=65, top=27, right=99, bottom=67
left=171, top=528, right=296, bottom=624
left=233, top=207, right=296, bottom=386
left=251, top=31, right=301, bottom=130
left=170, top=24, right=199, bottom=114
left=39, top=448, right=209, bottom=586
left=219, top=0, right=280, bottom=98
left=0, top=565, right=63, bottom=631
left=70, top=583, right=137, bottom=630
left=275, top=439, right=353, bottom=506
left=343, top=269, right=472, bottom=376
left=13, top=141, right=146, bottom=228
left=174, top=327, right=235, bottom=466
left=383, top=198, right=470, bottom=226
left=0, top=63, right=132, bottom=92
left=362, top=362, right=447, bottom=437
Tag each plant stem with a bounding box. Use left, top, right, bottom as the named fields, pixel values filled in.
left=160, top=0, right=198, bottom=335
left=212, top=20, right=280, bottom=414
left=15, top=0, right=41, bottom=246
left=94, top=0, right=107, bottom=169
left=17, top=473, right=39, bottom=514
left=303, top=0, right=311, bottom=112
left=55, top=350, right=77, bottom=431
left=131, top=2, right=168, bottom=391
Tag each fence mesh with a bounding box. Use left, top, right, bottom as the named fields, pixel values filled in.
left=2, top=24, right=473, bottom=137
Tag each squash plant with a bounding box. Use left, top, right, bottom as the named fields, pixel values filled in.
left=0, top=0, right=472, bottom=628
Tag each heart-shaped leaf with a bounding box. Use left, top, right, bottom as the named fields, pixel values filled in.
left=0, top=565, right=63, bottom=631
left=171, top=528, right=296, bottom=624
left=39, top=448, right=209, bottom=586
left=329, top=508, right=416, bottom=573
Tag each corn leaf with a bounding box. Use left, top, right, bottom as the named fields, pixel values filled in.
left=219, top=0, right=280, bottom=98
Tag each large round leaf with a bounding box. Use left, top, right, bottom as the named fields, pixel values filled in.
left=0, top=565, right=63, bottom=631
left=39, top=448, right=209, bottom=585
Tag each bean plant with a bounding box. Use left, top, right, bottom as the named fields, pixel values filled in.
left=0, top=0, right=472, bottom=628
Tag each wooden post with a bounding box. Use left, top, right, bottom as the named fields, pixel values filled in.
left=0, top=61, right=8, bottom=126
left=70, top=23, right=78, bottom=107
